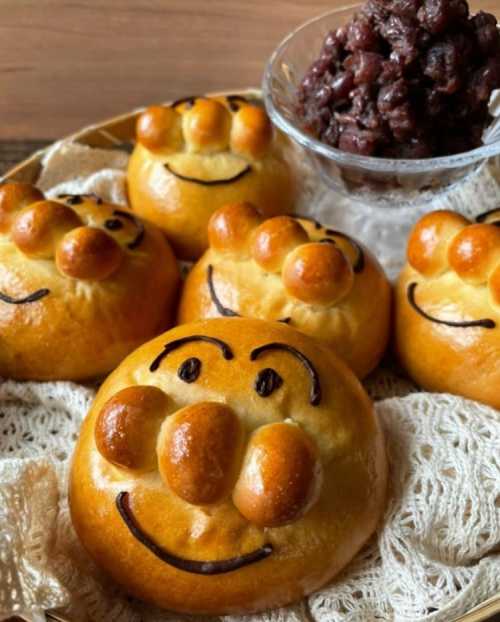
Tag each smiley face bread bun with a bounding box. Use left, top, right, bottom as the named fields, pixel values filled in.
left=396, top=208, right=500, bottom=409
left=127, top=95, right=296, bottom=260
left=69, top=317, right=387, bottom=615
left=0, top=182, right=180, bottom=381
left=178, top=203, right=391, bottom=378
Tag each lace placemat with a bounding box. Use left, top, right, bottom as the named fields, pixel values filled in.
left=0, top=139, right=499, bottom=622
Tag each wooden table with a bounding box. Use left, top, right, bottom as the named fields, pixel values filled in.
left=0, top=0, right=496, bottom=143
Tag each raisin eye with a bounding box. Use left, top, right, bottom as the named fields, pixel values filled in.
left=105, top=218, right=124, bottom=231
left=254, top=368, right=283, bottom=398
left=178, top=357, right=201, bottom=383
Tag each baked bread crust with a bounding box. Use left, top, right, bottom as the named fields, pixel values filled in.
left=395, top=209, right=500, bottom=408
left=178, top=203, right=391, bottom=378
left=127, top=95, right=296, bottom=260
left=69, top=317, right=387, bottom=615
left=0, top=183, right=180, bottom=380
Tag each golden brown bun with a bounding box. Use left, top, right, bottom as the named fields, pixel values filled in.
left=70, top=317, right=387, bottom=615
left=127, top=95, right=297, bottom=260
left=178, top=204, right=391, bottom=378
left=0, top=183, right=180, bottom=381
left=395, top=208, right=500, bottom=409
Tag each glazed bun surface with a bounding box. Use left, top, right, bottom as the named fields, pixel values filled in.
left=70, top=318, right=387, bottom=615
left=0, top=183, right=179, bottom=380
left=127, top=95, right=296, bottom=260
left=396, top=208, right=500, bottom=409
left=178, top=204, right=391, bottom=378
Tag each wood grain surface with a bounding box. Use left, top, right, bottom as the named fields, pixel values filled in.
left=0, top=0, right=497, bottom=140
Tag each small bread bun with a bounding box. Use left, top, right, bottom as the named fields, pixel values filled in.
left=0, top=183, right=180, bottom=380
left=70, top=318, right=387, bottom=615
left=127, top=94, right=297, bottom=260
left=396, top=208, right=500, bottom=409
left=178, top=206, right=391, bottom=378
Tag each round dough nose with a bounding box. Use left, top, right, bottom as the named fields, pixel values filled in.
left=136, top=105, right=183, bottom=152
left=282, top=242, right=355, bottom=306
left=0, top=182, right=44, bottom=233
left=407, top=210, right=469, bottom=277
left=56, top=226, right=124, bottom=280
left=11, top=200, right=82, bottom=259
left=158, top=401, right=243, bottom=506
left=233, top=422, right=322, bottom=528
left=251, top=216, right=309, bottom=273
left=95, top=385, right=169, bottom=471
left=182, top=98, right=232, bottom=153
left=230, top=105, right=273, bottom=159
left=208, top=202, right=262, bottom=256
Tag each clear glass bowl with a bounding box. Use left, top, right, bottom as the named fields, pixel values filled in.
left=263, top=4, right=500, bottom=208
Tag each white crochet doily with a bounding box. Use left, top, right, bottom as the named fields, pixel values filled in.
left=0, top=138, right=499, bottom=622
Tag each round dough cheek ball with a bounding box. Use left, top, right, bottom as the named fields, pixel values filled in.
left=95, top=385, right=169, bottom=472
left=183, top=99, right=232, bottom=153
left=448, top=224, right=500, bottom=285
left=230, top=105, right=273, bottom=159
left=56, top=226, right=124, bottom=280
left=11, top=201, right=82, bottom=259
left=136, top=106, right=183, bottom=153
left=407, top=210, right=469, bottom=277
left=233, top=422, right=322, bottom=527
left=208, top=202, right=262, bottom=257
left=0, top=182, right=44, bottom=233
left=251, top=216, right=309, bottom=273
left=283, top=242, right=354, bottom=306
left=158, top=402, right=243, bottom=505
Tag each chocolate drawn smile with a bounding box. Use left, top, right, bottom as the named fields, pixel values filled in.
left=116, top=492, right=273, bottom=575
left=0, top=289, right=50, bottom=305
left=164, top=163, right=252, bottom=186
left=207, top=265, right=291, bottom=324
left=407, top=282, right=496, bottom=329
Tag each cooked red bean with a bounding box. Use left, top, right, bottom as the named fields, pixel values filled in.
left=296, top=0, right=500, bottom=158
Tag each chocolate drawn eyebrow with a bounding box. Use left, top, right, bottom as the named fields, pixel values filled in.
left=407, top=282, right=496, bottom=329
left=290, top=213, right=322, bottom=230
left=111, top=210, right=145, bottom=250
left=149, top=335, right=234, bottom=372
left=289, top=215, right=365, bottom=273
left=475, top=208, right=500, bottom=225
left=171, top=95, right=198, bottom=109
left=323, top=229, right=365, bottom=273
left=57, top=193, right=103, bottom=205
left=250, top=342, right=322, bottom=406
left=226, top=94, right=249, bottom=112
left=0, top=289, right=50, bottom=305
left=116, top=492, right=272, bottom=575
